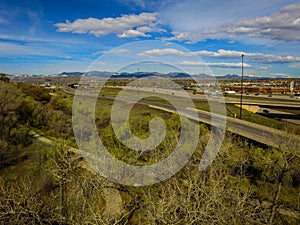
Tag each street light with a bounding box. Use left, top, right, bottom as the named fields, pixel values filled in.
left=239, top=54, right=244, bottom=119
left=137, top=67, right=140, bottom=94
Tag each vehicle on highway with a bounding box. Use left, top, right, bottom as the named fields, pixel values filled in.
left=224, top=90, right=236, bottom=94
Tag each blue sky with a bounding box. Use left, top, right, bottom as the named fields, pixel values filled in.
left=1, top=0, right=300, bottom=77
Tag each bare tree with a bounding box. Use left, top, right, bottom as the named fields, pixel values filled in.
left=0, top=177, right=62, bottom=224
left=268, top=132, right=300, bottom=224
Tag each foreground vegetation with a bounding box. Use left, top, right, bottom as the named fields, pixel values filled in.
left=0, top=78, right=299, bottom=224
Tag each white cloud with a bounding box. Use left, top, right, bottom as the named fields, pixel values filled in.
left=270, top=72, right=292, bottom=77
left=165, top=3, right=300, bottom=42
left=138, top=48, right=193, bottom=57
left=257, top=66, right=271, bottom=71
left=180, top=61, right=252, bottom=68
left=161, top=0, right=296, bottom=31
left=92, top=48, right=131, bottom=56
left=136, top=25, right=153, bottom=33
left=223, top=3, right=300, bottom=42
left=196, top=49, right=300, bottom=64
left=61, top=55, right=72, bottom=59
left=139, top=48, right=300, bottom=64
left=55, top=12, right=158, bottom=38
left=117, top=29, right=150, bottom=38
left=111, top=48, right=131, bottom=54
left=163, top=30, right=226, bottom=42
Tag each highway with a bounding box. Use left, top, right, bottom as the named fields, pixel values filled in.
left=148, top=104, right=296, bottom=148
left=65, top=86, right=300, bottom=148
left=257, top=108, right=300, bottom=126
left=225, top=99, right=300, bottom=108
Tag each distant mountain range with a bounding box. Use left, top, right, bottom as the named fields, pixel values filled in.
left=58, top=71, right=274, bottom=80
left=3, top=71, right=287, bottom=80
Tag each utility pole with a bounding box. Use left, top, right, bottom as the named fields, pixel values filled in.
left=202, top=64, right=205, bottom=93
left=138, top=67, right=140, bottom=94
left=239, top=54, right=244, bottom=119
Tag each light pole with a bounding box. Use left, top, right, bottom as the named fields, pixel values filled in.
left=202, top=64, right=205, bottom=93
left=239, top=54, right=244, bottom=119
left=137, top=67, right=140, bottom=94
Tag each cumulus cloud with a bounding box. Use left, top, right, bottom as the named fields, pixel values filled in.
left=223, top=3, right=300, bottom=42
left=163, top=29, right=228, bottom=42
left=55, top=12, right=158, bottom=38
left=165, top=3, right=300, bottom=42
left=117, top=29, right=150, bottom=38
left=180, top=61, right=252, bottom=68
left=139, top=48, right=300, bottom=64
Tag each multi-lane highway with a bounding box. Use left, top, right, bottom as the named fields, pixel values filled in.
left=65, top=86, right=300, bottom=148
left=225, top=98, right=300, bottom=108
left=148, top=104, right=297, bottom=148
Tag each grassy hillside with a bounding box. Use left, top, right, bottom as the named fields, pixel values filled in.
left=0, top=80, right=299, bottom=224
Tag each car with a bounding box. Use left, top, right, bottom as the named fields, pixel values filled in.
left=224, top=90, right=236, bottom=94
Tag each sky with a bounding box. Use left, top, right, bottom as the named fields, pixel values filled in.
left=1, top=0, right=300, bottom=77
